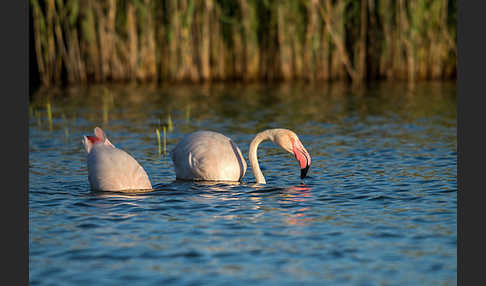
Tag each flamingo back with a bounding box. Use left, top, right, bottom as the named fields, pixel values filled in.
left=83, top=127, right=152, bottom=191
left=171, top=131, right=247, bottom=182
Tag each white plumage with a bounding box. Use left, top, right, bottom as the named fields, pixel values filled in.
left=171, top=130, right=247, bottom=181
left=82, top=127, right=152, bottom=191
left=171, top=129, right=311, bottom=184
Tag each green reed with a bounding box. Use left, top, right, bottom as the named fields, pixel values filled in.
left=185, top=105, right=191, bottom=124
left=30, top=0, right=456, bottom=86
left=163, top=126, right=167, bottom=156
left=156, top=128, right=161, bottom=156
left=46, top=101, right=52, bottom=131
left=167, top=114, right=173, bottom=132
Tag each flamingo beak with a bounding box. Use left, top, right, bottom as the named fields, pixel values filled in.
left=293, top=142, right=311, bottom=179
left=301, top=164, right=309, bottom=179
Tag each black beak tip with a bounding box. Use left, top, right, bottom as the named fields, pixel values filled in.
left=300, top=165, right=310, bottom=179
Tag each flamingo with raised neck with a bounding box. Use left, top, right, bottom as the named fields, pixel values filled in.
left=171, top=128, right=311, bottom=184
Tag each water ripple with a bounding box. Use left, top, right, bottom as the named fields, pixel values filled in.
left=29, top=83, right=456, bottom=285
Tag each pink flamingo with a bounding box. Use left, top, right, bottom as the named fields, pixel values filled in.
left=171, top=129, right=311, bottom=184
left=82, top=127, right=152, bottom=191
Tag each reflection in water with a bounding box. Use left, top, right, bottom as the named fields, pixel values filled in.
left=90, top=190, right=153, bottom=199
left=29, top=82, right=456, bottom=285
left=284, top=207, right=314, bottom=226
left=102, top=91, right=109, bottom=124
left=280, top=185, right=314, bottom=225
left=29, top=82, right=456, bottom=138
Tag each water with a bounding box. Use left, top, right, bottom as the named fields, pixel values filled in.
left=29, top=82, right=457, bottom=285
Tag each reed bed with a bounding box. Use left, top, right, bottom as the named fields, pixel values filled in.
left=30, top=0, right=456, bottom=87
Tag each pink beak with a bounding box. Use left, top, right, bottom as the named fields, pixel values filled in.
left=292, top=142, right=311, bottom=179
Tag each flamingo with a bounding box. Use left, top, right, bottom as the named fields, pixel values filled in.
left=171, top=129, right=311, bottom=184
left=82, top=127, right=152, bottom=191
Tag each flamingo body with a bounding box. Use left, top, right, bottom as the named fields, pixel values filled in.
left=171, top=130, right=247, bottom=181
left=171, top=129, right=311, bottom=184
left=82, top=127, right=152, bottom=191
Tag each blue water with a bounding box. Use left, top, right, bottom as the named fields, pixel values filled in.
left=29, top=82, right=457, bottom=285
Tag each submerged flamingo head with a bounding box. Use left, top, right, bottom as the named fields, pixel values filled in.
left=272, top=129, right=311, bottom=179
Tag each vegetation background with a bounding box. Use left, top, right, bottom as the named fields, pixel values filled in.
left=30, top=0, right=457, bottom=88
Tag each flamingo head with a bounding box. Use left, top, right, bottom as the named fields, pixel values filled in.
left=272, top=129, right=311, bottom=179
left=82, top=127, right=115, bottom=153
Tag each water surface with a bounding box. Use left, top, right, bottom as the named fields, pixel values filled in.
left=29, top=82, right=457, bottom=285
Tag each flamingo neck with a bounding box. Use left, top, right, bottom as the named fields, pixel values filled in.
left=249, top=130, right=274, bottom=184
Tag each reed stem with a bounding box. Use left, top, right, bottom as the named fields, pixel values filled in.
left=163, top=126, right=167, bottom=156
left=46, top=101, right=52, bottom=131
left=167, top=114, right=173, bottom=132
left=30, top=0, right=456, bottom=85
left=156, top=128, right=161, bottom=156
